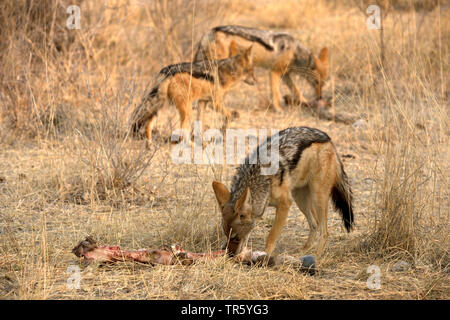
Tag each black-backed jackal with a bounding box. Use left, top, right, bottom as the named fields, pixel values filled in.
left=195, top=25, right=329, bottom=111
left=131, top=45, right=255, bottom=144
left=212, top=127, right=353, bottom=258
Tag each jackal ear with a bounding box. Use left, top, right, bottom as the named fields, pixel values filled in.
left=244, top=45, right=253, bottom=58
left=314, top=48, right=329, bottom=79
left=212, top=181, right=230, bottom=208
left=319, top=47, right=328, bottom=65
left=229, top=40, right=238, bottom=57
left=235, top=187, right=251, bottom=212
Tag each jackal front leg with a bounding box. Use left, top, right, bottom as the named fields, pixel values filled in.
left=145, top=116, right=156, bottom=148
left=269, top=70, right=283, bottom=112
left=265, top=197, right=292, bottom=255
left=282, top=72, right=308, bottom=106
left=197, top=100, right=208, bottom=131
left=233, top=234, right=251, bottom=262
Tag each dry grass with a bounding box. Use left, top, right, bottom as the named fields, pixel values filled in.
left=0, top=0, right=448, bottom=299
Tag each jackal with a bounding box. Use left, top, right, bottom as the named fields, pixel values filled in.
left=131, top=45, right=255, bottom=144
left=212, top=127, right=353, bottom=257
left=195, top=25, right=329, bottom=111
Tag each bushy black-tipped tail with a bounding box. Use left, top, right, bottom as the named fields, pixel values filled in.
left=332, top=158, right=354, bottom=232
left=130, top=86, right=159, bottom=136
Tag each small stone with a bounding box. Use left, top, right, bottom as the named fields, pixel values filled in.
left=391, top=260, right=411, bottom=272
left=300, top=255, right=316, bottom=275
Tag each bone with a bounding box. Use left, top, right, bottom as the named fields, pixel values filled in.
left=72, top=237, right=226, bottom=266
left=71, top=237, right=316, bottom=274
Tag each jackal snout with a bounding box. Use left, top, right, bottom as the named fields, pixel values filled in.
left=212, top=182, right=255, bottom=254
left=308, top=47, right=328, bottom=99
left=235, top=44, right=256, bottom=86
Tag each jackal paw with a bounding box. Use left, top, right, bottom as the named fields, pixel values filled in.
left=283, top=95, right=310, bottom=107
left=253, top=252, right=275, bottom=267
left=232, top=247, right=252, bottom=263
left=263, top=102, right=282, bottom=113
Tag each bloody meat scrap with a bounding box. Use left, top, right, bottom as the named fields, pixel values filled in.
left=72, top=236, right=226, bottom=266
left=72, top=237, right=316, bottom=274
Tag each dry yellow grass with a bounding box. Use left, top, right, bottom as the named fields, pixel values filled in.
left=0, top=0, right=448, bottom=299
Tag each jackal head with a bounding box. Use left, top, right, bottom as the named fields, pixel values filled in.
left=212, top=181, right=254, bottom=255
left=231, top=44, right=256, bottom=86
left=300, top=47, right=328, bottom=99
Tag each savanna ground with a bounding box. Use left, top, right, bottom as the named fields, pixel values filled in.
left=0, top=0, right=448, bottom=299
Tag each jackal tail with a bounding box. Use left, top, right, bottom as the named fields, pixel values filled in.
left=131, top=75, right=168, bottom=135
left=332, top=152, right=354, bottom=232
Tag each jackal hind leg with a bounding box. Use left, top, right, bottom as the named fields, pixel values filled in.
left=310, top=182, right=331, bottom=256
left=174, top=97, right=193, bottom=144
left=142, top=97, right=167, bottom=147
left=292, top=186, right=318, bottom=252
left=211, top=91, right=231, bottom=132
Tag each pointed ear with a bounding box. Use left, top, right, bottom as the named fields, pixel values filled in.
left=319, top=47, right=328, bottom=65
left=235, top=187, right=251, bottom=211
left=212, top=181, right=230, bottom=208
left=245, top=45, right=253, bottom=57
left=314, top=48, right=329, bottom=80
left=229, top=40, right=238, bottom=57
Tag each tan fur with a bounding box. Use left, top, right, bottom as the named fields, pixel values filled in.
left=198, top=31, right=328, bottom=111
left=144, top=45, right=254, bottom=144
left=213, top=142, right=339, bottom=256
